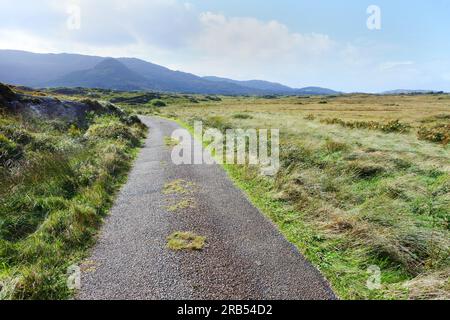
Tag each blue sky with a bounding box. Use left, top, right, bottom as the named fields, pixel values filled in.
left=0, top=0, right=449, bottom=92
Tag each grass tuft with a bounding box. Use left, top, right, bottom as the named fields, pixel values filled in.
left=164, top=136, right=180, bottom=147
left=167, top=232, right=206, bottom=251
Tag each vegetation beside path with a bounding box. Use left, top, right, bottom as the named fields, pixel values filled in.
left=0, top=85, right=146, bottom=299
left=159, top=94, right=449, bottom=300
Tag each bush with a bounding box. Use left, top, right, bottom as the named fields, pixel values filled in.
left=232, top=113, right=253, bottom=120
left=380, top=120, right=411, bottom=133
left=205, top=96, right=222, bottom=102
left=203, top=116, right=232, bottom=132
left=84, top=117, right=140, bottom=147
left=321, top=118, right=410, bottom=133
left=417, top=124, right=450, bottom=145
left=68, top=124, right=82, bottom=137
left=152, top=100, right=167, bottom=107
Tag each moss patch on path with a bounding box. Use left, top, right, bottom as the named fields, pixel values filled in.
left=167, top=232, right=206, bottom=251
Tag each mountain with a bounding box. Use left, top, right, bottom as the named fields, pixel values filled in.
left=48, top=58, right=150, bottom=91
left=0, top=49, right=339, bottom=95
left=0, top=50, right=102, bottom=87
left=203, top=76, right=340, bottom=95
left=294, top=86, right=340, bottom=95
left=203, top=76, right=294, bottom=93
left=120, top=58, right=263, bottom=95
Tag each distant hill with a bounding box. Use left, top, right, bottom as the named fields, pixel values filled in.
left=382, top=89, right=445, bottom=95
left=0, top=49, right=339, bottom=95
left=120, top=58, right=262, bottom=95
left=48, top=58, right=149, bottom=91
left=203, top=76, right=294, bottom=93
left=294, top=86, right=340, bottom=95
left=203, top=76, right=340, bottom=95
left=0, top=50, right=101, bottom=87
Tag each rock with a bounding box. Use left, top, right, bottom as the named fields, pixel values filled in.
left=109, top=93, right=161, bottom=105
left=0, top=83, right=126, bottom=126
left=0, top=83, right=17, bottom=103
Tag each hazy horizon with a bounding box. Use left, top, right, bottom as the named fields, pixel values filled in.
left=1, top=0, right=449, bottom=92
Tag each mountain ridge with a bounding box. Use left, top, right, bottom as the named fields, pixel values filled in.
left=0, top=49, right=340, bottom=95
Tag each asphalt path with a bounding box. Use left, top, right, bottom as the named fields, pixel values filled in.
left=78, top=116, right=336, bottom=300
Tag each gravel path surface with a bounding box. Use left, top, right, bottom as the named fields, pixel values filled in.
left=78, top=116, right=336, bottom=300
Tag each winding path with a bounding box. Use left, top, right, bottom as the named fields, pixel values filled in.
left=78, top=116, right=336, bottom=300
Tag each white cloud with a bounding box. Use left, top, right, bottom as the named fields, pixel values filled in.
left=194, top=12, right=334, bottom=62
left=379, top=61, right=415, bottom=71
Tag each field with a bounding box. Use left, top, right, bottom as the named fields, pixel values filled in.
left=147, top=94, right=449, bottom=300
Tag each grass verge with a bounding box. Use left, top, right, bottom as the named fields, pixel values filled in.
left=0, top=110, right=146, bottom=299
left=172, top=114, right=449, bottom=300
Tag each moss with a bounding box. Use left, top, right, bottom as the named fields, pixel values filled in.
left=163, top=179, right=195, bottom=195
left=165, top=198, right=196, bottom=212
left=167, top=232, right=206, bottom=251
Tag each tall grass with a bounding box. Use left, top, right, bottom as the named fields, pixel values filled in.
left=159, top=94, right=450, bottom=299
left=0, top=111, right=146, bottom=299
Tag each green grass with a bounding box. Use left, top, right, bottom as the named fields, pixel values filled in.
left=0, top=106, right=146, bottom=299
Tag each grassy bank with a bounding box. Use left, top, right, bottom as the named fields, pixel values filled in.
left=159, top=94, right=449, bottom=300
left=0, top=102, right=146, bottom=299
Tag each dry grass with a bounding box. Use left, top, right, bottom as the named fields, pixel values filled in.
left=163, top=179, right=196, bottom=195
left=164, top=136, right=180, bottom=147
left=167, top=231, right=206, bottom=251
left=165, top=198, right=197, bottom=212
left=158, top=93, right=450, bottom=300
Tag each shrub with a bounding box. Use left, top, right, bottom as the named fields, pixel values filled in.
left=84, top=117, right=140, bottom=147
left=203, top=116, right=232, bottom=132
left=68, top=124, right=82, bottom=137
left=232, top=113, right=253, bottom=120
left=417, top=124, right=450, bottom=145
left=304, top=114, right=316, bottom=121
left=321, top=118, right=410, bottom=133
left=152, top=100, right=167, bottom=107
left=205, top=95, right=222, bottom=102
left=380, top=120, right=410, bottom=133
